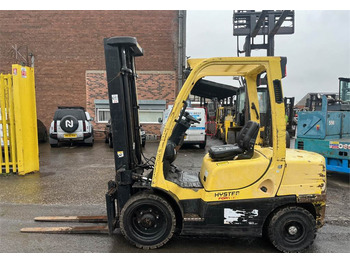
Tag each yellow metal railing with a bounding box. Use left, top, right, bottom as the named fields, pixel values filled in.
left=0, top=65, right=39, bottom=175
left=0, top=73, right=15, bottom=173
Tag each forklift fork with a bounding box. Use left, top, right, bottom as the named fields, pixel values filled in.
left=21, top=180, right=120, bottom=235
left=20, top=216, right=109, bottom=234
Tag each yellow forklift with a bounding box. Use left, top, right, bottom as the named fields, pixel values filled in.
left=216, top=106, right=225, bottom=140
left=103, top=37, right=326, bottom=252
left=22, top=37, right=326, bottom=252
left=223, top=106, right=239, bottom=144
left=216, top=106, right=238, bottom=144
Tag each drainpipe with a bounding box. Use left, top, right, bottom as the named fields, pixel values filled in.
left=177, top=10, right=186, bottom=93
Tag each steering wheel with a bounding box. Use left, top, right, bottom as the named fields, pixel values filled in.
left=184, top=112, right=200, bottom=124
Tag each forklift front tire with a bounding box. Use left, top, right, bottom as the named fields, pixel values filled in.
left=268, top=206, right=316, bottom=253
left=120, top=192, right=176, bottom=249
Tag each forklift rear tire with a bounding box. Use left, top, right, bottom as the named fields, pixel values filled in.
left=268, top=206, right=316, bottom=252
left=120, top=192, right=176, bottom=249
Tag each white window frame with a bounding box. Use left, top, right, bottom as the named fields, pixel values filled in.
left=139, top=110, right=163, bottom=124
left=96, top=108, right=110, bottom=123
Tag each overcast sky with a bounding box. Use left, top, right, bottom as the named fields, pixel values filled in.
left=186, top=10, right=350, bottom=102
left=2, top=4, right=349, bottom=103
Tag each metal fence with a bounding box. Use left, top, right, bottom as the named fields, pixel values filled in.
left=206, top=121, right=217, bottom=137
left=0, top=65, right=39, bottom=175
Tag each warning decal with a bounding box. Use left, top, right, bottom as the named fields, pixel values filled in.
left=329, top=141, right=350, bottom=150
left=21, top=67, right=27, bottom=78
left=112, top=94, right=119, bottom=104
left=224, top=208, right=258, bottom=225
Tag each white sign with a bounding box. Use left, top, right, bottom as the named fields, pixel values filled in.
left=112, top=94, right=119, bottom=104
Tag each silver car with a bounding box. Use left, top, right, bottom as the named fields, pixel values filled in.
left=49, top=107, right=94, bottom=147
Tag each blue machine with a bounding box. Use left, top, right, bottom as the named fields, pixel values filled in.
left=296, top=78, right=350, bottom=174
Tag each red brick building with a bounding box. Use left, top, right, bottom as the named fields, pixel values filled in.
left=0, top=10, right=186, bottom=139
left=86, top=70, right=177, bottom=138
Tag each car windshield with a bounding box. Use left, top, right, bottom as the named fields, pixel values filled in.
left=54, top=109, right=86, bottom=120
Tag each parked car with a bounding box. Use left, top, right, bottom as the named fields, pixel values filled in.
left=105, top=119, right=146, bottom=148
left=49, top=106, right=94, bottom=147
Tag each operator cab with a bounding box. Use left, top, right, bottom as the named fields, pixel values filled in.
left=162, top=70, right=274, bottom=191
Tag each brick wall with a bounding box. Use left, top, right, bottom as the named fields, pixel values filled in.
left=86, top=70, right=176, bottom=140
left=0, top=10, right=179, bottom=129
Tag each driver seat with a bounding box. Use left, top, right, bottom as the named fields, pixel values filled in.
left=209, top=121, right=260, bottom=161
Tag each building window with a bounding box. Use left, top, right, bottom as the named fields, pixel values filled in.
left=94, top=99, right=166, bottom=124
left=96, top=108, right=110, bottom=123
left=139, top=110, right=163, bottom=124
left=189, top=94, right=201, bottom=102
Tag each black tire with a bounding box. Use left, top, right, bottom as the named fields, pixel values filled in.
left=50, top=143, right=58, bottom=148
left=60, top=115, right=79, bottom=133
left=142, top=140, right=146, bottom=148
left=227, top=131, right=236, bottom=144
left=108, top=136, right=113, bottom=148
left=120, top=192, right=176, bottom=250
left=86, top=141, right=94, bottom=147
left=268, top=206, right=316, bottom=253
left=199, top=135, right=207, bottom=149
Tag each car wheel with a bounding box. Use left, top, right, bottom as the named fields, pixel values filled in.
left=142, top=140, right=146, bottom=147
left=268, top=206, right=316, bottom=252
left=199, top=136, right=207, bottom=149
left=50, top=143, right=58, bottom=148
left=120, top=192, right=176, bottom=249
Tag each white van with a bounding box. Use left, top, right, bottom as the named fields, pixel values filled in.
left=161, top=106, right=207, bottom=149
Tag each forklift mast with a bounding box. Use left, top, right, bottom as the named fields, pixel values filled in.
left=104, top=37, right=143, bottom=171
left=104, top=37, right=144, bottom=219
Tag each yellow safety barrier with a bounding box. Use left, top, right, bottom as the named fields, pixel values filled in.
left=0, top=65, right=39, bottom=175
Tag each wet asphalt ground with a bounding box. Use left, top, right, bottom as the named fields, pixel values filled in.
left=0, top=138, right=349, bottom=253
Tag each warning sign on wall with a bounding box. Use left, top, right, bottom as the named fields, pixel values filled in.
left=21, top=67, right=27, bottom=78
